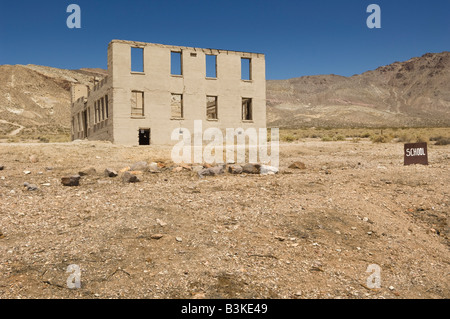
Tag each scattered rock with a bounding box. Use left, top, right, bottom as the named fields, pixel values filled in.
left=122, top=171, right=140, bottom=183
left=198, top=165, right=225, bottom=178
left=61, top=175, right=81, bottom=186
left=148, top=162, right=160, bottom=173
left=242, top=163, right=261, bottom=174
left=172, top=167, right=183, bottom=173
left=23, top=182, right=39, bottom=191
left=156, top=219, right=167, bottom=227
left=176, top=237, right=183, bottom=242
left=0, top=231, right=4, bottom=239
left=29, top=155, right=39, bottom=163
left=260, top=165, right=279, bottom=175
left=45, top=167, right=53, bottom=171
left=192, top=165, right=204, bottom=173
left=119, top=167, right=130, bottom=173
left=0, top=165, right=4, bottom=171
left=130, top=161, right=148, bottom=172
left=23, top=171, right=31, bottom=175
left=389, top=286, right=395, bottom=291
left=151, top=234, right=163, bottom=240
left=104, top=168, right=118, bottom=177
left=289, top=162, right=306, bottom=169
left=275, top=235, right=286, bottom=241
left=79, top=167, right=96, bottom=176
left=228, top=164, right=243, bottom=174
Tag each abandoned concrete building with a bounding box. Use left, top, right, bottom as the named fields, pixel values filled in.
left=71, top=40, right=266, bottom=145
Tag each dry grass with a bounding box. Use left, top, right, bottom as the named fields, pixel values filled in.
left=275, top=127, right=450, bottom=144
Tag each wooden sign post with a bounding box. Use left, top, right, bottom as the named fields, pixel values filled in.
left=404, top=142, right=428, bottom=166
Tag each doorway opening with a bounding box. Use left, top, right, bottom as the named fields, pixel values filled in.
left=139, top=129, right=150, bottom=145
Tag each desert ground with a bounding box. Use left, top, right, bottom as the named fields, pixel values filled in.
left=0, top=138, right=448, bottom=299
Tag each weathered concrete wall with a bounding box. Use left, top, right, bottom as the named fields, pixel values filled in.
left=72, top=40, right=266, bottom=145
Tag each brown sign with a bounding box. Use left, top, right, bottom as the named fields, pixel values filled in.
left=404, top=142, right=428, bottom=165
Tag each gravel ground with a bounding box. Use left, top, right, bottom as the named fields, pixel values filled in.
left=0, top=139, right=448, bottom=299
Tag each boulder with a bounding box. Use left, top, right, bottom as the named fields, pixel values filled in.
left=61, top=175, right=81, bottom=186
left=104, top=168, right=118, bottom=177
left=79, top=167, right=96, bottom=176
left=197, top=165, right=225, bottom=178
left=289, top=162, right=306, bottom=169
left=122, top=171, right=140, bottom=183
left=228, top=164, right=243, bottom=174
left=242, top=163, right=261, bottom=174
left=260, top=165, right=279, bottom=175
left=130, top=161, right=148, bottom=172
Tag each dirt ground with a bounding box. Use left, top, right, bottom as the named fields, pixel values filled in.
left=0, top=139, right=448, bottom=299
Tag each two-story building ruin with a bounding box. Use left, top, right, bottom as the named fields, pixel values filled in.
left=71, top=40, right=266, bottom=145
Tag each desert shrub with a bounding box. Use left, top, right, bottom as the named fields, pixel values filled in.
left=361, top=132, right=371, bottom=138
left=334, top=135, right=345, bottom=141
left=371, top=135, right=388, bottom=143
left=282, top=135, right=296, bottom=142
left=321, top=136, right=332, bottom=142
left=434, top=137, right=450, bottom=145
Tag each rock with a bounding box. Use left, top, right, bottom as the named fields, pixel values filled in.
left=389, top=286, right=395, bottom=291
left=122, top=171, right=140, bottom=183
left=0, top=231, right=4, bottom=239
left=242, top=163, right=261, bottom=174
left=0, top=165, right=4, bottom=171
left=172, top=167, right=183, bottom=173
left=148, top=162, right=160, bottom=173
left=45, top=167, right=53, bottom=171
left=197, top=165, right=225, bottom=178
left=176, top=237, right=183, bottom=242
left=156, top=219, right=167, bottom=227
left=119, top=167, right=130, bottom=173
left=23, top=171, right=31, bottom=175
left=79, top=167, right=96, bottom=176
left=104, top=168, right=118, bottom=177
left=192, top=165, right=204, bottom=173
left=130, top=161, right=148, bottom=172
left=260, top=165, right=279, bottom=175
left=29, top=155, right=39, bottom=163
left=23, top=182, right=39, bottom=191
left=61, top=175, right=81, bottom=186
left=228, top=164, right=243, bottom=174
left=289, top=162, right=306, bottom=169
left=151, top=234, right=163, bottom=240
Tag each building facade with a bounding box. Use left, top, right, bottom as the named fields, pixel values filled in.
left=71, top=40, right=266, bottom=145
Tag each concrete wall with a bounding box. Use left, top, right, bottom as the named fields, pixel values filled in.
left=109, top=40, right=266, bottom=145
left=72, top=40, right=266, bottom=145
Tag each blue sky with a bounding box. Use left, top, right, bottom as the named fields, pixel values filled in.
left=0, top=0, right=449, bottom=80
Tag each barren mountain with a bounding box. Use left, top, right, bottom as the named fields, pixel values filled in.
left=0, top=52, right=449, bottom=139
left=0, top=65, right=105, bottom=138
left=267, top=52, right=450, bottom=128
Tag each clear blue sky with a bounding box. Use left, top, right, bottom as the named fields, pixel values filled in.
left=0, top=0, right=449, bottom=80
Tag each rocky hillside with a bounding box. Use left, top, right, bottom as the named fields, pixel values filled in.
left=0, top=52, right=449, bottom=139
left=267, top=52, right=450, bottom=128
left=0, top=65, right=105, bottom=138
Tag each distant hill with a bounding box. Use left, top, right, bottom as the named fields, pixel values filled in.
left=267, top=51, right=450, bottom=128
left=0, top=65, right=105, bottom=137
left=0, top=52, right=449, bottom=139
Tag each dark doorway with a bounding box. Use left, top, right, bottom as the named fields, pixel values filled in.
left=82, top=110, right=88, bottom=138
left=139, top=129, right=150, bottom=145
